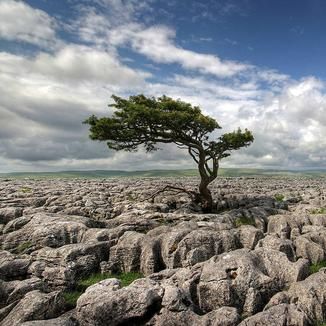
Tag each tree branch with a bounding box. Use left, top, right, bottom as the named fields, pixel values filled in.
left=141, top=185, right=198, bottom=202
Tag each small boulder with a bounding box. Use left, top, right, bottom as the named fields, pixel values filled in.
left=1, top=290, right=65, bottom=326
left=0, top=207, right=23, bottom=224
left=76, top=278, right=163, bottom=326
left=239, top=304, right=309, bottom=326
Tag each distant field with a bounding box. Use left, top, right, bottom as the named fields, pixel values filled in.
left=0, top=168, right=325, bottom=179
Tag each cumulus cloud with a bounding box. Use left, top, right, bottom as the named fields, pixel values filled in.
left=0, top=46, right=150, bottom=170
left=109, top=24, right=251, bottom=77
left=72, top=7, right=250, bottom=77
left=0, top=0, right=58, bottom=48
left=33, top=45, right=150, bottom=85
left=231, top=77, right=326, bottom=168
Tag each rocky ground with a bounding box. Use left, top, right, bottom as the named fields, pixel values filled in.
left=0, top=176, right=326, bottom=325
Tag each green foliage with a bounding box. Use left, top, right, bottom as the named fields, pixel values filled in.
left=14, top=241, right=33, bottom=254
left=84, top=94, right=220, bottom=152
left=274, top=193, right=285, bottom=202
left=63, top=290, right=83, bottom=309
left=314, top=321, right=326, bottom=326
left=311, top=207, right=326, bottom=214
left=235, top=216, right=256, bottom=227
left=126, top=193, right=136, bottom=201
left=19, top=186, right=32, bottom=193
left=116, top=272, right=144, bottom=287
left=77, top=272, right=143, bottom=291
left=84, top=94, right=253, bottom=157
left=309, top=261, right=326, bottom=274
left=77, top=273, right=110, bottom=290
left=63, top=272, right=144, bottom=309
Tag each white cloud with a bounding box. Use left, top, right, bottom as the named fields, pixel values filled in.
left=0, top=0, right=58, bottom=48
left=173, top=75, right=262, bottom=101
left=109, top=24, right=250, bottom=77
left=0, top=47, right=150, bottom=170
left=33, top=45, right=151, bottom=85
left=230, top=77, right=326, bottom=168
left=72, top=9, right=253, bottom=77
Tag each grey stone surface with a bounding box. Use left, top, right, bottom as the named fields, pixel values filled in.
left=77, top=278, right=163, bottom=326
left=198, top=248, right=309, bottom=315
left=239, top=304, right=309, bottom=326
left=0, top=176, right=325, bottom=325
left=1, top=290, right=65, bottom=326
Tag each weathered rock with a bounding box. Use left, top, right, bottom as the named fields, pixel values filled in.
left=29, top=242, right=110, bottom=288
left=237, top=225, right=264, bottom=249
left=0, top=207, right=23, bottom=224
left=239, top=304, right=309, bottom=326
left=0, top=250, right=31, bottom=280
left=141, top=222, right=265, bottom=275
left=267, top=214, right=293, bottom=238
left=294, top=228, right=326, bottom=263
left=0, top=302, right=17, bottom=322
left=1, top=290, right=65, bottom=326
left=20, top=310, right=78, bottom=326
left=106, top=231, right=146, bottom=273
left=76, top=278, right=163, bottom=326
left=198, top=248, right=309, bottom=315
left=2, top=213, right=104, bottom=252
left=2, top=215, right=33, bottom=234
left=148, top=306, right=240, bottom=326
left=255, top=234, right=296, bottom=261
left=266, top=269, right=326, bottom=322
left=4, top=277, right=45, bottom=304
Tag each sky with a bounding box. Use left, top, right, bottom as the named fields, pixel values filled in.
left=0, top=0, right=325, bottom=172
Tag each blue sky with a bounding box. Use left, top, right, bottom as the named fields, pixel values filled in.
left=20, top=0, right=326, bottom=79
left=0, top=0, right=325, bottom=172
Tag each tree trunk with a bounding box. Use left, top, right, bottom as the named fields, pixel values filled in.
left=196, top=150, right=218, bottom=213
left=199, top=178, right=213, bottom=213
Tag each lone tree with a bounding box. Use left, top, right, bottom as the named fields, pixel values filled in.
left=84, top=94, right=254, bottom=213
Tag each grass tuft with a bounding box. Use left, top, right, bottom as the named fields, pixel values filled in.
left=117, top=272, right=144, bottom=287
left=314, top=321, right=326, bottom=326
left=63, top=290, right=83, bottom=308
left=15, top=241, right=33, bottom=254
left=77, top=273, right=112, bottom=290
left=235, top=216, right=255, bottom=227
left=309, top=261, right=326, bottom=274
left=63, top=272, right=144, bottom=308
left=274, top=193, right=285, bottom=202
left=311, top=207, right=326, bottom=215
left=19, top=186, right=32, bottom=193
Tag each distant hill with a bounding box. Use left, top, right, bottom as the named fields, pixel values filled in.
left=0, top=168, right=325, bottom=179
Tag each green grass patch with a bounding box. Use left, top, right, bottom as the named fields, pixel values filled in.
left=77, top=272, right=112, bottom=290
left=274, top=193, right=285, bottom=202
left=314, top=321, right=326, bottom=326
left=76, top=271, right=142, bottom=289
left=19, top=186, right=32, bottom=193
left=77, top=272, right=143, bottom=290
left=235, top=216, right=255, bottom=227
left=63, top=290, right=83, bottom=309
left=311, top=207, right=326, bottom=214
left=63, top=272, right=144, bottom=309
left=14, top=241, right=33, bottom=254
left=309, top=261, right=326, bottom=274
left=116, top=272, right=144, bottom=287
left=126, top=194, right=137, bottom=202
